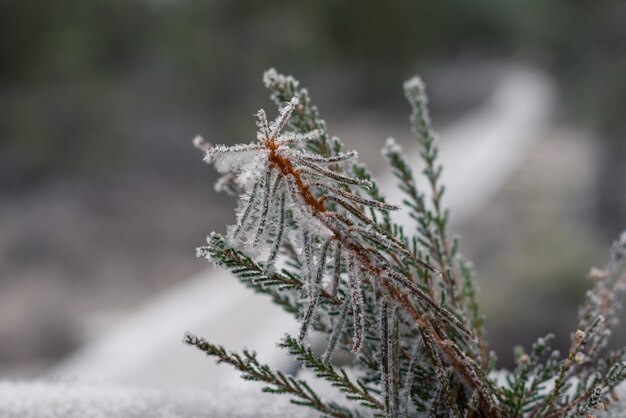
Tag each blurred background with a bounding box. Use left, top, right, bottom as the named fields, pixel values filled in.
left=0, top=0, right=625, bottom=379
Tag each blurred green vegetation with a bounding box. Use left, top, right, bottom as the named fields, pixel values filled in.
left=1, top=0, right=624, bottom=186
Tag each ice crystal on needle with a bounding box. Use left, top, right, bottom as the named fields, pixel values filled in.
left=195, top=96, right=366, bottom=254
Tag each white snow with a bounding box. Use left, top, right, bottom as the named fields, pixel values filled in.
left=0, top=380, right=320, bottom=418
left=2, top=378, right=626, bottom=417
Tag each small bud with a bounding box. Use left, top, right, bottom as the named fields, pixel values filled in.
left=518, top=354, right=530, bottom=365
left=588, top=267, right=607, bottom=281
left=575, top=329, right=586, bottom=343
left=574, top=352, right=585, bottom=364
left=193, top=135, right=212, bottom=153
left=595, top=402, right=606, bottom=411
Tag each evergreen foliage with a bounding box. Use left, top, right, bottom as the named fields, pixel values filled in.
left=187, top=69, right=626, bottom=417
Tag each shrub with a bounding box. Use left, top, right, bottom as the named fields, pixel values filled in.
left=187, top=69, right=626, bottom=417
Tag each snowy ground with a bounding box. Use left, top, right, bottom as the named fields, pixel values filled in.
left=0, top=380, right=318, bottom=418
left=2, top=378, right=625, bottom=417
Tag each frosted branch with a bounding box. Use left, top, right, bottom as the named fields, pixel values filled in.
left=380, top=300, right=391, bottom=417
left=256, top=109, right=270, bottom=139
left=252, top=170, right=276, bottom=248
left=299, top=239, right=331, bottom=341
left=330, top=242, right=342, bottom=296
left=264, top=191, right=287, bottom=273
left=348, top=256, right=364, bottom=353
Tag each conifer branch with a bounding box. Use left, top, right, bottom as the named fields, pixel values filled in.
left=279, top=335, right=384, bottom=412
left=197, top=232, right=341, bottom=315
left=185, top=333, right=355, bottom=418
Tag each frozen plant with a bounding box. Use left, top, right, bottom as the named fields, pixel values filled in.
left=187, top=69, right=626, bottom=417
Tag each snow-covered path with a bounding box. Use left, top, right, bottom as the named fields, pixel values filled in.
left=49, top=268, right=299, bottom=389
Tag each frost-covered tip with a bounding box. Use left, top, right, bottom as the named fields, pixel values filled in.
left=404, top=75, right=434, bottom=133
left=255, top=109, right=270, bottom=138
left=588, top=267, right=607, bottom=281
left=195, top=246, right=208, bottom=259
left=192, top=135, right=212, bottom=153
left=382, top=137, right=403, bottom=157
left=263, top=67, right=298, bottom=91
left=262, top=68, right=279, bottom=87
left=403, top=75, right=427, bottom=97
left=269, top=97, right=300, bottom=139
